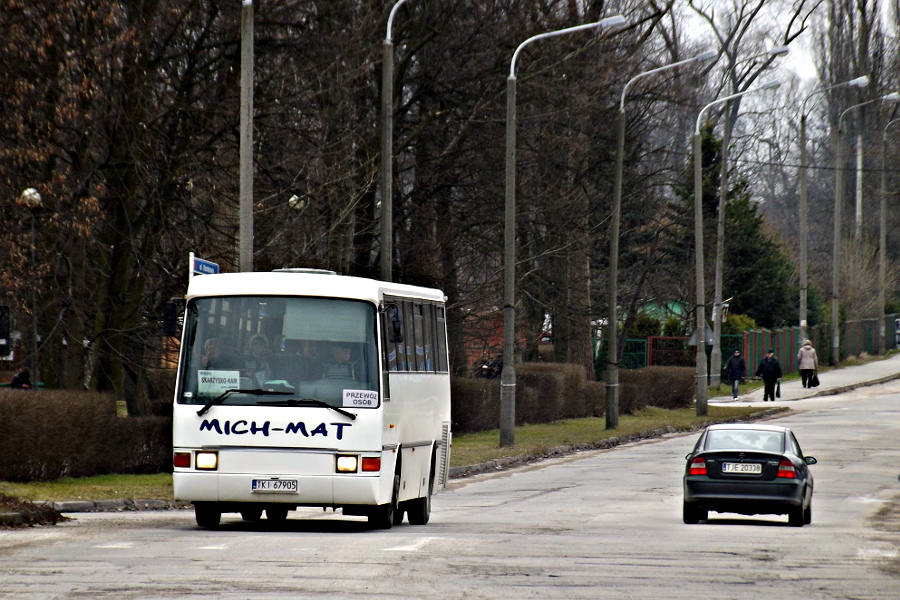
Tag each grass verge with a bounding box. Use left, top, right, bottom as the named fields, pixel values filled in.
left=451, top=405, right=779, bottom=467
left=0, top=405, right=779, bottom=505
left=0, top=473, right=173, bottom=503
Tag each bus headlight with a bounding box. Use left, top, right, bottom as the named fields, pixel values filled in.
left=336, top=455, right=358, bottom=473
left=195, top=451, right=218, bottom=470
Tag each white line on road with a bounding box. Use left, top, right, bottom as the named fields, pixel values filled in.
left=384, top=537, right=439, bottom=552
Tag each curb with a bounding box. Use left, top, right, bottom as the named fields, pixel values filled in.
left=804, top=371, right=900, bottom=398
left=33, top=498, right=190, bottom=514
left=0, top=511, right=26, bottom=526
left=449, top=407, right=787, bottom=480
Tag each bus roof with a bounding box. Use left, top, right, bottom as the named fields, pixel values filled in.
left=185, top=271, right=445, bottom=304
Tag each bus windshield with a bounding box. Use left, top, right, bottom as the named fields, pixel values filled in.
left=178, top=296, right=379, bottom=409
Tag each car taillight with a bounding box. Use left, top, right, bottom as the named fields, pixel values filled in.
left=689, top=457, right=707, bottom=476
left=173, top=452, right=191, bottom=468
left=777, top=459, right=796, bottom=478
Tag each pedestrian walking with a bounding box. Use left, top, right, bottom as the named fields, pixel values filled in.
left=797, top=339, right=819, bottom=388
left=724, top=348, right=746, bottom=399
left=755, top=349, right=783, bottom=402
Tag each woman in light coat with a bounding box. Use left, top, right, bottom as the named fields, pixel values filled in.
left=797, top=339, right=819, bottom=388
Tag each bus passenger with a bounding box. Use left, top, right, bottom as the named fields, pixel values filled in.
left=324, top=343, right=360, bottom=380
left=297, top=340, right=325, bottom=380
left=201, top=338, right=221, bottom=369
left=244, top=334, right=272, bottom=385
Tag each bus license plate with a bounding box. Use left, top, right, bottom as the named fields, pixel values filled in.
left=722, top=462, right=761, bottom=474
left=251, top=479, right=298, bottom=493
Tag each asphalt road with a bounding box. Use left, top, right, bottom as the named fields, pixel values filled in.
left=2, top=382, right=900, bottom=599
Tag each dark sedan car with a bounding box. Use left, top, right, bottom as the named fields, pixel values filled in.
left=683, top=423, right=817, bottom=526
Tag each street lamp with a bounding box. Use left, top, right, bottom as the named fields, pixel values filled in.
left=710, top=45, right=789, bottom=388
left=831, top=92, right=900, bottom=365
left=239, top=0, right=253, bottom=272
left=693, top=80, right=780, bottom=416
left=501, top=14, right=626, bottom=446
left=798, top=76, right=869, bottom=342
left=879, top=117, right=900, bottom=353
left=380, top=0, right=412, bottom=283
left=605, top=49, right=716, bottom=430
left=18, top=188, right=42, bottom=388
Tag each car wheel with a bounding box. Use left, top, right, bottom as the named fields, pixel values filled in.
left=240, top=508, right=263, bottom=522
left=788, top=504, right=804, bottom=527
left=803, top=500, right=812, bottom=525
left=194, top=502, right=221, bottom=528
left=683, top=502, right=706, bottom=524
left=266, top=506, right=289, bottom=522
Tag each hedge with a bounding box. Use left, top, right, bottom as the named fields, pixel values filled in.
left=451, top=364, right=694, bottom=433
left=0, top=390, right=171, bottom=482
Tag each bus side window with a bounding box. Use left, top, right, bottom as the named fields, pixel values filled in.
left=383, top=298, right=408, bottom=371
left=436, top=305, right=448, bottom=372
left=414, top=303, right=427, bottom=371
left=423, top=303, right=435, bottom=371
left=403, top=300, right=416, bottom=371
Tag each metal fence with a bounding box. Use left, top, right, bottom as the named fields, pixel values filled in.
left=593, top=314, right=898, bottom=377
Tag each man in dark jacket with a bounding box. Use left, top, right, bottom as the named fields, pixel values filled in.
left=754, top=349, right=783, bottom=402
left=724, top=349, right=746, bottom=399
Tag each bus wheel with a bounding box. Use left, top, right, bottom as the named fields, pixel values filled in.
left=194, top=502, right=221, bottom=528
left=266, top=506, right=289, bottom=522
left=240, top=508, right=263, bottom=522
left=407, top=464, right=434, bottom=526
left=369, top=474, right=400, bottom=529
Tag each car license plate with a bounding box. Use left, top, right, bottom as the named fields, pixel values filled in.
left=251, top=479, right=298, bottom=493
left=722, top=462, right=762, bottom=474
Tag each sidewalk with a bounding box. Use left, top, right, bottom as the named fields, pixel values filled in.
left=711, top=352, right=900, bottom=405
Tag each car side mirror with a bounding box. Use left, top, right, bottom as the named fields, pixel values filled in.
left=805, top=456, right=817, bottom=465
left=685, top=453, right=693, bottom=461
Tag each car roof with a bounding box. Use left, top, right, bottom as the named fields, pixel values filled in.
left=705, top=423, right=790, bottom=433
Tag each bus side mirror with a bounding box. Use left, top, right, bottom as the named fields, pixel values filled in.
left=163, top=300, right=179, bottom=336
left=386, top=305, right=404, bottom=344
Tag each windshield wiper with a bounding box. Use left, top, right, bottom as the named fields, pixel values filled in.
left=256, top=398, right=357, bottom=420
left=196, top=389, right=293, bottom=417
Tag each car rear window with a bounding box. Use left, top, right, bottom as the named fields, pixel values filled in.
left=707, top=430, right=782, bottom=452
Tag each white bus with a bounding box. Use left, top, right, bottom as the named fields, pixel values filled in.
left=171, top=269, right=452, bottom=528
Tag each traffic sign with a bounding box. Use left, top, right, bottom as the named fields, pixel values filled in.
left=189, top=252, right=219, bottom=277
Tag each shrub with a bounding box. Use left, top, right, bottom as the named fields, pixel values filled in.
left=619, top=366, right=694, bottom=415
left=450, top=364, right=692, bottom=433
left=0, top=389, right=171, bottom=482
left=632, top=313, right=662, bottom=338
left=723, top=313, right=757, bottom=335
left=663, top=316, right=689, bottom=337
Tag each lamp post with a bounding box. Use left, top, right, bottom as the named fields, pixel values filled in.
left=239, top=0, right=254, bottom=272
left=693, top=80, right=780, bottom=416
left=605, top=49, right=715, bottom=430
left=501, top=14, right=626, bottom=446
left=798, top=76, right=869, bottom=342
left=19, top=188, right=42, bottom=387
left=879, top=117, right=900, bottom=353
left=710, top=45, right=789, bottom=388
left=380, top=0, right=411, bottom=283
left=831, top=92, right=900, bottom=365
